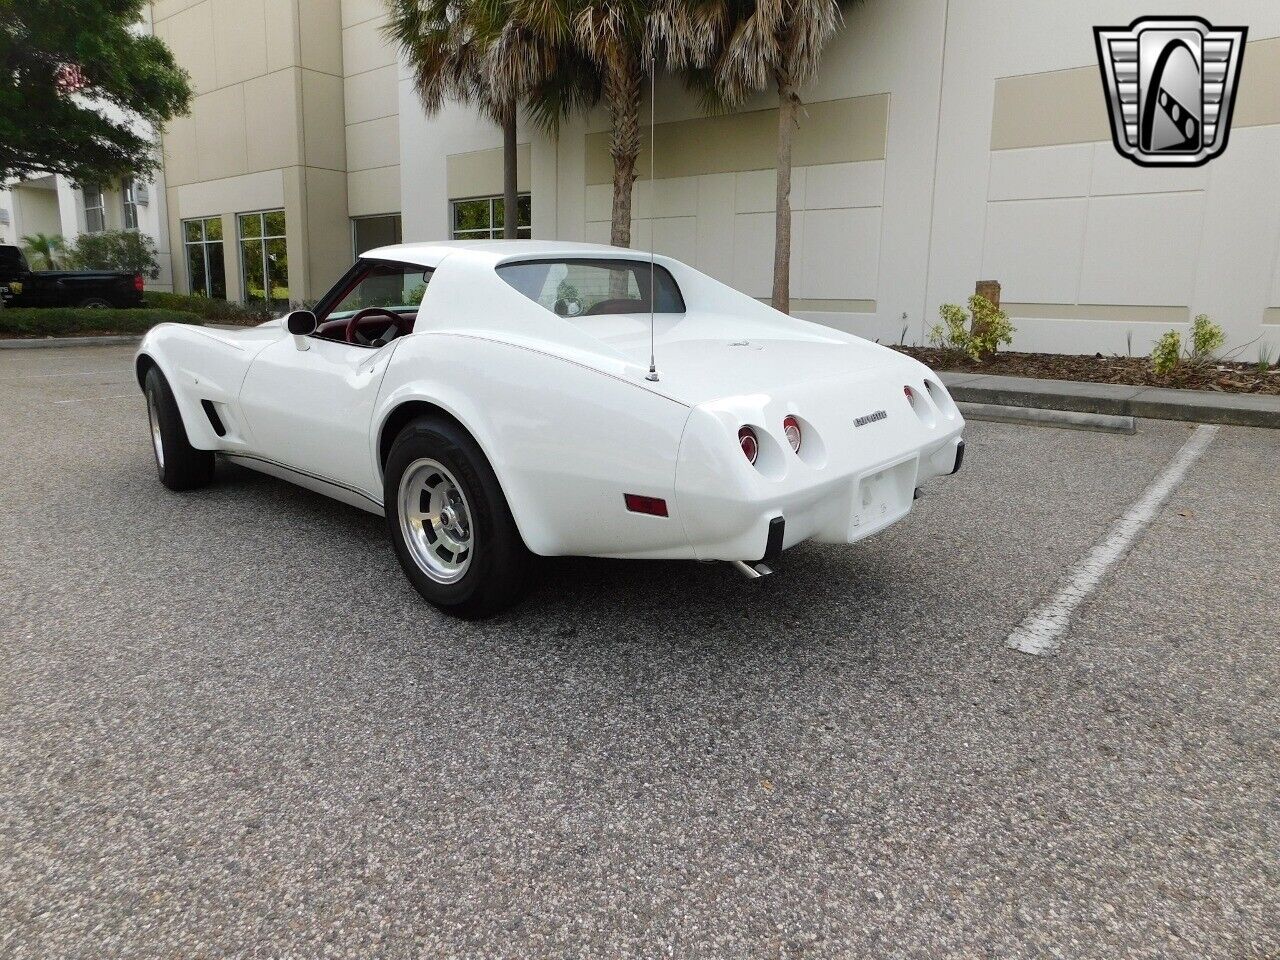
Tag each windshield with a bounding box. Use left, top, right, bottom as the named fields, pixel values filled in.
left=497, top=258, right=685, bottom=317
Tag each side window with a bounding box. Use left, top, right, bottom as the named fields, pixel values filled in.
left=322, top=262, right=432, bottom=321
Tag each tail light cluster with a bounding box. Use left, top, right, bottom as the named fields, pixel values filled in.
left=738, top=416, right=803, bottom=466
left=133, top=273, right=145, bottom=293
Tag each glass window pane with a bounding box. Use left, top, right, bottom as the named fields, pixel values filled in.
left=453, top=200, right=490, bottom=233
left=184, top=219, right=203, bottom=244
left=331, top=262, right=432, bottom=315
left=263, top=210, right=286, bottom=238
left=517, top=227, right=531, bottom=239
left=204, top=216, right=223, bottom=242
left=265, top=236, right=289, bottom=305
left=208, top=242, right=226, bottom=300
left=239, top=213, right=261, bottom=239
left=241, top=239, right=265, bottom=301
left=517, top=195, right=531, bottom=227
left=187, top=245, right=208, bottom=297
left=496, top=259, right=685, bottom=315
left=492, top=197, right=505, bottom=231
left=86, top=207, right=104, bottom=233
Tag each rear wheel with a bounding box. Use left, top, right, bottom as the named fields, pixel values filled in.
left=384, top=417, right=530, bottom=618
left=143, top=366, right=214, bottom=490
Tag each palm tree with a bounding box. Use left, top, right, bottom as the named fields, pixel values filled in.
left=660, top=0, right=843, bottom=314
left=21, top=232, right=65, bottom=271
left=386, top=0, right=595, bottom=240
left=569, top=0, right=652, bottom=248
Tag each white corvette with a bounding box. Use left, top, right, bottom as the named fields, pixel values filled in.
left=136, top=241, right=965, bottom=617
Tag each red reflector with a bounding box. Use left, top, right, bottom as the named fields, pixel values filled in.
left=624, top=494, right=668, bottom=517
left=134, top=273, right=145, bottom=292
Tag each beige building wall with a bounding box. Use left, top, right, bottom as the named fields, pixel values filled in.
left=342, top=0, right=401, bottom=226
left=153, top=0, right=351, bottom=302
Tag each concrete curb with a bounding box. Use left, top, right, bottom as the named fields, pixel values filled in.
left=941, top=371, right=1280, bottom=429
left=957, top=401, right=1137, bottom=434
left=0, top=334, right=143, bottom=350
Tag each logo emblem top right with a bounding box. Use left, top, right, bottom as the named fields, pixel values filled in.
left=1094, top=16, right=1247, bottom=167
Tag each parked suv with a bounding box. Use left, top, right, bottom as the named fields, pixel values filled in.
left=0, top=245, right=145, bottom=308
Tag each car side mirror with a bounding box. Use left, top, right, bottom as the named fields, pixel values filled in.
left=286, top=309, right=317, bottom=350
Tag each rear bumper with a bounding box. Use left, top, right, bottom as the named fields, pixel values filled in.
left=709, top=433, right=965, bottom=562
left=672, top=371, right=966, bottom=562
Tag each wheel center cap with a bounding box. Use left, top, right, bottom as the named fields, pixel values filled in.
left=440, top=505, right=457, bottom=528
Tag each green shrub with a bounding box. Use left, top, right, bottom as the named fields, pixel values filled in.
left=1150, top=314, right=1225, bottom=375
left=65, top=230, right=160, bottom=279
left=142, top=291, right=272, bottom=325
left=1189, top=313, right=1225, bottom=363
left=1150, top=330, right=1182, bottom=375
left=929, top=294, right=1014, bottom=361
left=0, top=308, right=202, bottom=338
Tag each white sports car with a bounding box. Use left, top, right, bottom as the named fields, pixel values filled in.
left=137, top=241, right=965, bottom=617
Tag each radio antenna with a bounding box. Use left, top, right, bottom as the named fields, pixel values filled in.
left=645, top=56, right=659, bottom=382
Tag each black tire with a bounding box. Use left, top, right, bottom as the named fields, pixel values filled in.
left=143, top=366, right=214, bottom=490
left=384, top=416, right=531, bottom=619
left=77, top=296, right=112, bottom=308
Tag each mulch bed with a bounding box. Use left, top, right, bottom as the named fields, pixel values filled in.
left=894, top=347, right=1280, bottom=396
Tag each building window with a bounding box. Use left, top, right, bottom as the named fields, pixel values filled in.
left=451, top=194, right=530, bottom=240
left=183, top=217, right=226, bottom=300
left=122, top=179, right=140, bottom=231
left=83, top=185, right=105, bottom=233
left=238, top=210, right=288, bottom=308
left=352, top=214, right=402, bottom=257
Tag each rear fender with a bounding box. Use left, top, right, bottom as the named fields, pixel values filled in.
left=375, top=333, right=695, bottom=558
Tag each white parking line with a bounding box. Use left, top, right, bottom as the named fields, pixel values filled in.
left=53, top=394, right=136, bottom=404
left=1007, top=424, right=1220, bottom=656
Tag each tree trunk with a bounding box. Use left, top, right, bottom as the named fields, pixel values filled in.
left=502, top=107, right=518, bottom=240
left=773, top=71, right=798, bottom=315
left=606, top=63, right=641, bottom=248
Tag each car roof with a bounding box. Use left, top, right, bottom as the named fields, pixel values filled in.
left=358, top=239, right=651, bottom=270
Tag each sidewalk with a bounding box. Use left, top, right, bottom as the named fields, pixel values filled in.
left=940, top=371, right=1280, bottom=429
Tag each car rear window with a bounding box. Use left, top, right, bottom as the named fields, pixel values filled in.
left=497, top=258, right=685, bottom=317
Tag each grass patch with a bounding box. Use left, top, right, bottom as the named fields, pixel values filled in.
left=142, top=291, right=272, bottom=325
left=0, top=308, right=203, bottom=339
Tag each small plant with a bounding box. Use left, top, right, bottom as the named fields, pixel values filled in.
left=1258, top=344, right=1275, bottom=374
left=1150, top=330, right=1182, bottom=375
left=1188, top=313, right=1225, bottom=364
left=929, top=294, right=1014, bottom=361
left=20, top=232, right=66, bottom=270
left=1149, top=314, right=1226, bottom=376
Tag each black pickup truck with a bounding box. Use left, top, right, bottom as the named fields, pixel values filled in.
left=0, top=244, right=145, bottom=309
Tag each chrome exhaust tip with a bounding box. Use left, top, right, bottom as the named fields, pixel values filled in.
left=730, top=560, right=773, bottom=579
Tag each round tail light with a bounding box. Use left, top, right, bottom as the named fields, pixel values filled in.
left=738, top=426, right=758, bottom=464
left=782, top=415, right=802, bottom=453
left=904, top=385, right=917, bottom=408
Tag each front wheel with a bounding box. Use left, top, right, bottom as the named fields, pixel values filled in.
left=144, top=366, right=214, bottom=490
left=384, top=417, right=530, bottom=618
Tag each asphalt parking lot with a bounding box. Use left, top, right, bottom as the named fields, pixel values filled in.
left=1, top=344, right=1276, bottom=959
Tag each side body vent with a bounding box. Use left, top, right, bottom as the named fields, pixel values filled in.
left=200, top=399, right=227, bottom=437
